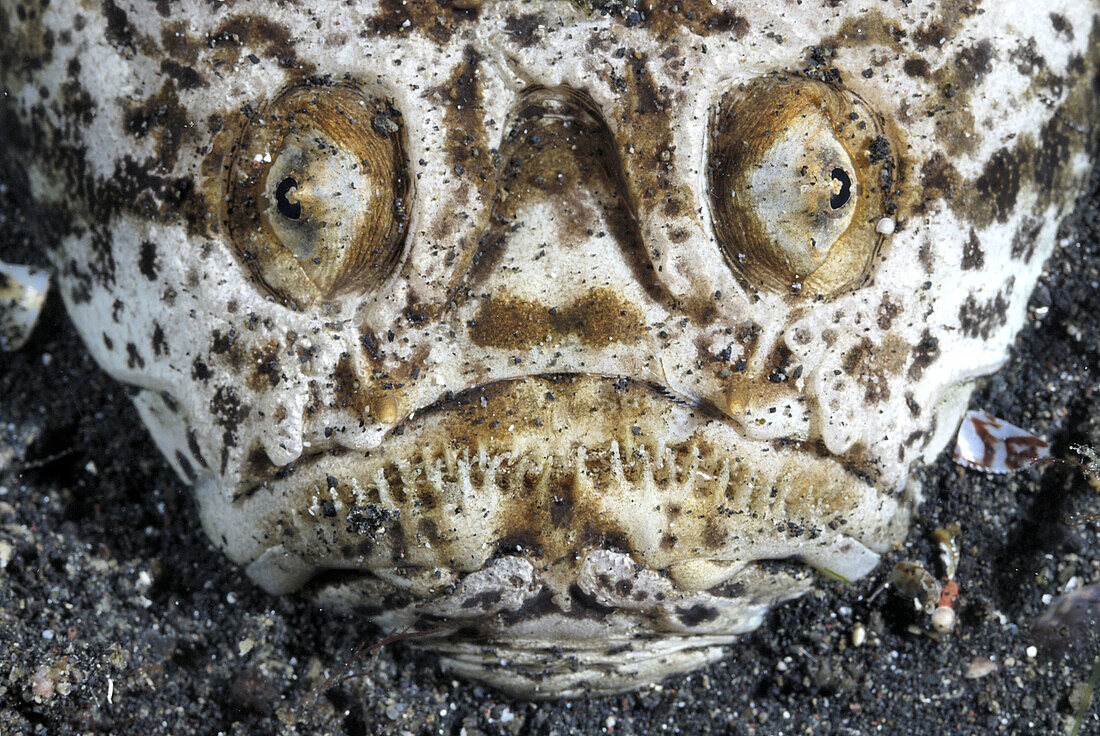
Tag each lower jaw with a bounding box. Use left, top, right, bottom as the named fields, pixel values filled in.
left=310, top=549, right=817, bottom=698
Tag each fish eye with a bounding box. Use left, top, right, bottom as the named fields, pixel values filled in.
left=225, top=84, right=409, bottom=308
left=708, top=76, right=896, bottom=298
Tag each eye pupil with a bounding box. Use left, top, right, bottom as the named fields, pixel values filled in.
left=275, top=176, right=302, bottom=220
left=829, top=167, right=852, bottom=210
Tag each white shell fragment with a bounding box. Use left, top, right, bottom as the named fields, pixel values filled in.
left=964, top=656, right=998, bottom=680
left=930, top=605, right=956, bottom=634
left=953, top=410, right=1050, bottom=473
left=0, top=262, right=50, bottom=352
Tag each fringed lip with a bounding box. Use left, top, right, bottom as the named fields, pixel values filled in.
left=201, top=374, right=906, bottom=600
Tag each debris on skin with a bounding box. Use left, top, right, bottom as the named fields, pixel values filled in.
left=0, top=262, right=50, bottom=352
left=953, top=409, right=1051, bottom=473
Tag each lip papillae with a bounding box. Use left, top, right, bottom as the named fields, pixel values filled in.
left=198, top=374, right=908, bottom=601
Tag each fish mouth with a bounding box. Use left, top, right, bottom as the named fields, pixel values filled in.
left=204, top=373, right=908, bottom=598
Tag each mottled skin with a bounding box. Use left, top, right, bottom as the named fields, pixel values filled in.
left=1, top=0, right=1097, bottom=697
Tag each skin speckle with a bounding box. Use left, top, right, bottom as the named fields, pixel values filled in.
left=903, top=57, right=930, bottom=77
left=1011, top=216, right=1045, bottom=262
left=959, top=285, right=1012, bottom=340
left=962, top=229, right=985, bottom=270
left=139, top=241, right=158, bottom=281
left=504, top=12, right=545, bottom=46
left=907, top=330, right=940, bottom=381
left=1050, top=12, right=1074, bottom=40
left=158, top=58, right=206, bottom=90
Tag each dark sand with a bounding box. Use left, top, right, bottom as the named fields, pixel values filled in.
left=2, top=150, right=1099, bottom=736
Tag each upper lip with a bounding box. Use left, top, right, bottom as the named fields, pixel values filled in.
left=208, top=372, right=904, bottom=598
left=233, top=371, right=885, bottom=502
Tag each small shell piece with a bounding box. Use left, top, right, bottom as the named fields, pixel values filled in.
left=953, top=410, right=1050, bottom=473
left=964, top=656, right=998, bottom=680
left=0, top=261, right=50, bottom=352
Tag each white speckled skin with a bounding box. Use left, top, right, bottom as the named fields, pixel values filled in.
left=1, top=0, right=1097, bottom=697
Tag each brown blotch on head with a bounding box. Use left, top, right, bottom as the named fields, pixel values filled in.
left=841, top=337, right=900, bottom=404
left=426, top=46, right=493, bottom=254
left=581, top=1, right=748, bottom=40
left=503, top=12, right=546, bottom=47
left=208, top=16, right=316, bottom=77
left=811, top=9, right=908, bottom=66
left=332, top=355, right=370, bottom=416
left=124, top=80, right=193, bottom=170
left=1010, top=216, right=1045, bottom=262
left=160, top=22, right=200, bottom=65
left=210, top=329, right=244, bottom=368
left=876, top=294, right=901, bottom=331
left=973, top=147, right=1023, bottom=225
left=902, top=58, right=930, bottom=78
left=907, top=330, right=940, bottom=381
left=615, top=53, right=697, bottom=249
left=0, top=0, right=57, bottom=86
left=919, top=152, right=960, bottom=204
left=629, top=54, right=694, bottom=217
left=877, top=335, right=910, bottom=375
left=247, top=341, right=283, bottom=390
left=912, top=0, right=983, bottom=50
left=702, top=517, right=728, bottom=549
left=469, top=287, right=644, bottom=350
left=159, top=59, right=206, bottom=90
left=954, top=39, right=996, bottom=93
left=959, top=284, right=1012, bottom=340
left=961, top=229, right=985, bottom=270
left=1050, top=13, right=1074, bottom=40
left=365, top=0, right=479, bottom=43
